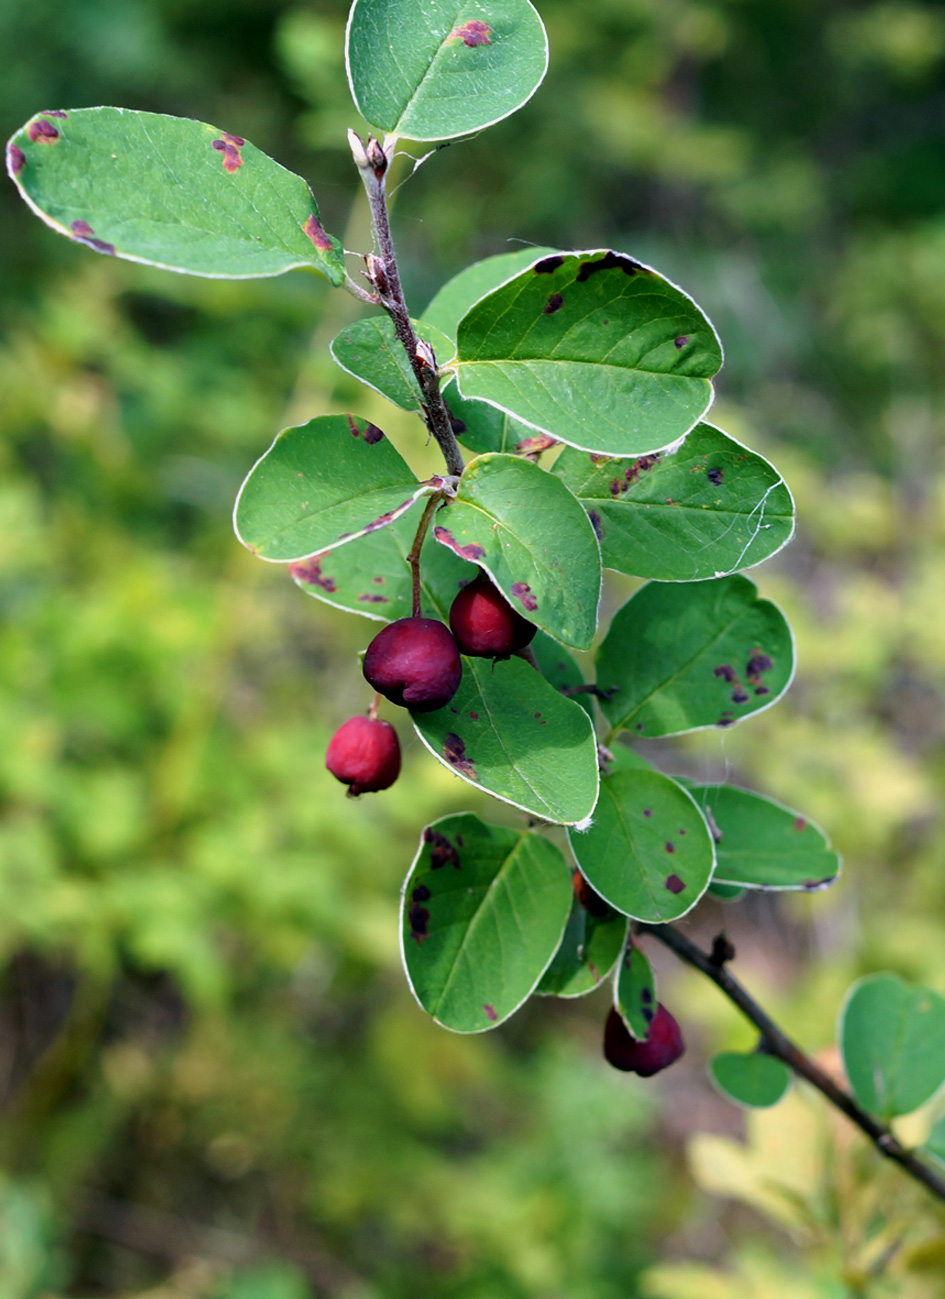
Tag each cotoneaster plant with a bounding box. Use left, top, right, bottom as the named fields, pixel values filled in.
left=11, top=0, right=945, bottom=1196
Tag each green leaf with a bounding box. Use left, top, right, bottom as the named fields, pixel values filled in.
left=434, top=453, right=601, bottom=650
left=615, top=939, right=657, bottom=1040
left=411, top=656, right=599, bottom=825
left=330, top=316, right=454, bottom=411
left=529, top=630, right=595, bottom=720
left=234, top=415, right=432, bottom=563
left=568, top=769, right=715, bottom=921
left=443, top=380, right=539, bottom=457
left=451, top=250, right=722, bottom=456
left=710, top=1052, right=791, bottom=1109
left=7, top=108, right=345, bottom=285
left=686, top=784, right=841, bottom=891
left=401, top=814, right=572, bottom=1032
left=597, top=575, right=794, bottom=737
left=346, top=0, right=549, bottom=142
left=840, top=974, right=945, bottom=1120
left=535, top=897, right=626, bottom=998
left=290, top=504, right=474, bottom=622
left=707, top=881, right=746, bottom=902
left=422, top=248, right=556, bottom=343
left=552, top=423, right=795, bottom=581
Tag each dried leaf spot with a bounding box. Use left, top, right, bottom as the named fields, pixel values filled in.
left=443, top=732, right=477, bottom=780
left=28, top=119, right=60, bottom=143
left=586, top=509, right=604, bottom=542
left=41, top=110, right=68, bottom=119
left=412, top=884, right=432, bottom=902
left=483, top=1003, right=498, bottom=1023
left=7, top=143, right=26, bottom=175
left=674, top=336, right=689, bottom=349
left=516, top=433, right=558, bottom=454
left=534, top=254, right=564, bottom=275
left=434, top=526, right=485, bottom=561
left=423, top=827, right=460, bottom=870
left=364, top=502, right=412, bottom=533
left=707, top=466, right=724, bottom=485
left=642, top=1004, right=655, bottom=1024
left=544, top=292, right=564, bottom=315
left=576, top=250, right=644, bottom=282
left=510, top=581, right=538, bottom=612
left=445, top=404, right=467, bottom=436
left=212, top=132, right=245, bottom=174
left=301, top=213, right=332, bottom=252
left=754, top=685, right=770, bottom=697
left=794, top=817, right=807, bottom=833
left=640, top=986, right=654, bottom=1005
left=731, top=687, right=750, bottom=705
left=448, top=19, right=492, bottom=45
left=408, top=903, right=431, bottom=942
left=746, top=653, right=773, bottom=683
left=289, top=556, right=337, bottom=593
left=357, top=593, right=389, bottom=603
left=372, top=576, right=385, bottom=584
left=643, top=808, right=652, bottom=817
left=469, top=711, right=479, bottom=720
left=363, top=422, right=385, bottom=445
left=717, top=712, right=736, bottom=727
left=665, top=874, right=686, bottom=894
left=665, top=841, right=675, bottom=854
left=68, top=219, right=116, bottom=255
left=714, top=664, right=736, bottom=683
left=347, top=415, right=360, bottom=438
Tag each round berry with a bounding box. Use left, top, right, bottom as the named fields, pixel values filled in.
left=363, top=617, right=462, bottom=712
left=603, top=1003, right=685, bottom=1077
left=448, top=572, right=536, bottom=658
left=326, top=715, right=401, bottom=795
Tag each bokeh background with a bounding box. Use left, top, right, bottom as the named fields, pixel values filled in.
left=2, top=0, right=945, bottom=1294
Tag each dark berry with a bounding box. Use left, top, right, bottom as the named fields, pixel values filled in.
left=326, top=715, right=401, bottom=794
left=603, top=1003, right=685, bottom=1077
left=449, top=571, right=536, bottom=658
left=363, top=617, right=462, bottom=712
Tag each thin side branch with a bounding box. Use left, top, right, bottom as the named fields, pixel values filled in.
left=635, top=921, right=945, bottom=1204
left=349, top=132, right=465, bottom=478
left=406, top=491, right=445, bottom=618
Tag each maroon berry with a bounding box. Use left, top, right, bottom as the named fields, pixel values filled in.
left=326, top=715, right=401, bottom=794
left=572, top=868, right=611, bottom=918
left=363, top=617, right=462, bottom=712
left=449, top=572, right=536, bottom=658
left=603, top=1004, right=685, bottom=1077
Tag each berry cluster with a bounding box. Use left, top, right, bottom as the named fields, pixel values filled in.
left=325, top=569, right=535, bottom=796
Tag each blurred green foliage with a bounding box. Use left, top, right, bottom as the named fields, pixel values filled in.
left=2, top=0, right=945, bottom=1294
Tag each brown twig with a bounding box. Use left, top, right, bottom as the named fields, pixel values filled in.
left=635, top=921, right=945, bottom=1204
left=406, top=491, right=446, bottom=617
left=349, top=132, right=465, bottom=478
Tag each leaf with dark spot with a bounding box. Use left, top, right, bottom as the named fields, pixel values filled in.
left=482, top=1003, right=498, bottom=1022
left=534, top=255, right=564, bottom=274
left=510, top=581, right=538, bottom=612
left=408, top=904, right=431, bottom=942
left=443, top=732, right=477, bottom=779
left=6, top=143, right=26, bottom=175
left=302, top=213, right=333, bottom=251
left=423, top=827, right=460, bottom=870
left=544, top=292, right=564, bottom=314
left=575, top=250, right=643, bottom=281
left=449, top=19, right=492, bottom=45
left=434, top=525, right=485, bottom=561
left=289, top=554, right=337, bottom=593
left=212, top=131, right=245, bottom=174
left=28, top=120, right=59, bottom=143
left=707, top=466, right=724, bottom=485
left=665, top=874, right=686, bottom=894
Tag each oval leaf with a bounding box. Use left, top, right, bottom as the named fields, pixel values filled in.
left=452, top=250, right=722, bottom=456
left=234, top=415, right=431, bottom=563
left=434, top=453, right=602, bottom=650
left=615, top=938, right=657, bottom=1041
left=686, top=784, right=841, bottom=891
left=710, top=1052, right=791, bottom=1109
left=411, top=655, right=599, bottom=825
left=401, top=814, right=572, bottom=1032
left=536, top=898, right=626, bottom=998
left=553, top=423, right=795, bottom=581
left=597, top=575, right=795, bottom=737
left=330, top=317, right=454, bottom=411
left=290, top=505, right=474, bottom=622
left=346, top=0, right=549, bottom=142
left=568, top=769, right=715, bottom=921
left=422, top=248, right=556, bottom=343
left=7, top=108, right=345, bottom=284
left=840, top=974, right=945, bottom=1120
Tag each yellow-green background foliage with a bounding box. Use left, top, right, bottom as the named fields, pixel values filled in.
left=2, top=1, right=945, bottom=1294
